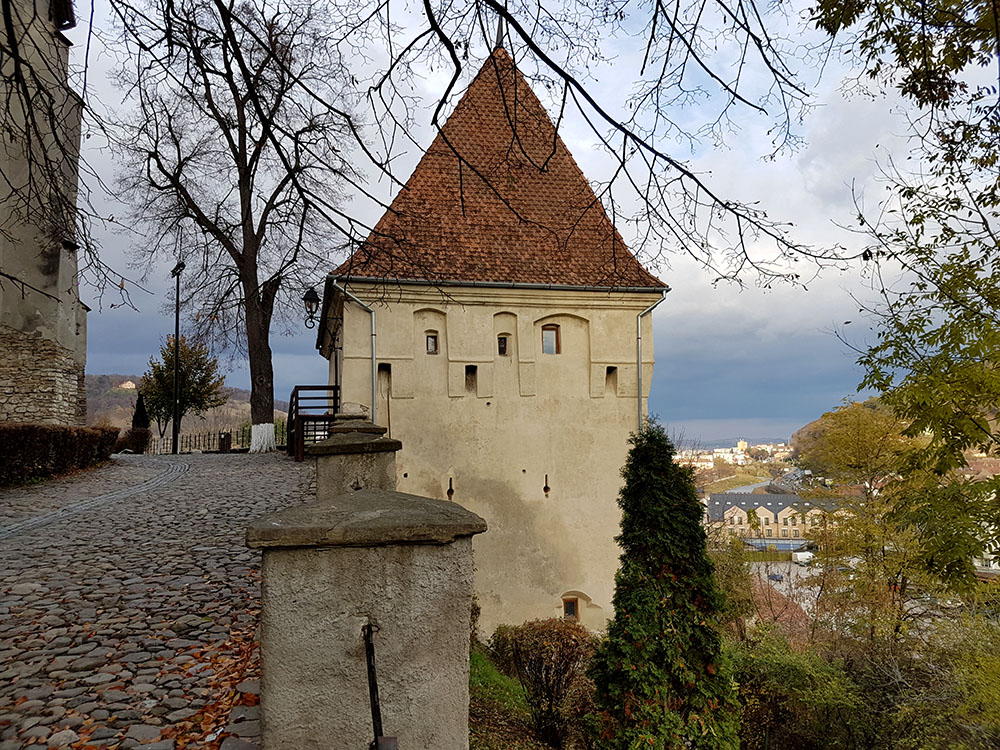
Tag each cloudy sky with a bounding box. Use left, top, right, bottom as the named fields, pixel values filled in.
left=67, top=4, right=908, bottom=445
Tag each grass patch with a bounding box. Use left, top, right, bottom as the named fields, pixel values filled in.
left=470, top=650, right=527, bottom=713
left=703, top=473, right=770, bottom=493
left=470, top=647, right=548, bottom=750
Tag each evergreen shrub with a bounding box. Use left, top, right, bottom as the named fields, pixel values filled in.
left=0, top=423, right=119, bottom=486
left=124, top=428, right=152, bottom=454
left=590, top=421, right=740, bottom=749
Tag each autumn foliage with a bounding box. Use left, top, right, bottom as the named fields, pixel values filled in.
left=490, top=619, right=597, bottom=747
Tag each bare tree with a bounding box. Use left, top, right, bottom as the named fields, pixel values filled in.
left=103, top=0, right=817, bottom=283
left=8, top=0, right=834, bottom=443
left=111, top=0, right=355, bottom=451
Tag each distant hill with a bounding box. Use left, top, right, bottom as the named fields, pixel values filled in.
left=85, top=374, right=289, bottom=432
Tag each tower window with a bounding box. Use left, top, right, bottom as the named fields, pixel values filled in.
left=497, top=335, right=509, bottom=356
left=465, top=365, right=478, bottom=393
left=426, top=332, right=439, bottom=354
left=605, top=366, right=618, bottom=394
left=562, top=598, right=578, bottom=620
left=542, top=325, right=560, bottom=355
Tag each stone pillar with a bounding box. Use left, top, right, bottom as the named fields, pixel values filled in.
left=247, top=489, right=487, bottom=749
left=306, top=420, right=402, bottom=497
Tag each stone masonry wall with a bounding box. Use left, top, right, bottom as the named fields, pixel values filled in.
left=0, top=324, right=86, bottom=425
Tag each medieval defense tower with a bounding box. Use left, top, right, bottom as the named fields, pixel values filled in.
left=317, top=47, right=668, bottom=633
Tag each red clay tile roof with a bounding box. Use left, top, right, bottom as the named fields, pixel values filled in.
left=334, top=48, right=666, bottom=289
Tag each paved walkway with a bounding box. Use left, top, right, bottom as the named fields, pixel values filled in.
left=0, top=453, right=315, bottom=749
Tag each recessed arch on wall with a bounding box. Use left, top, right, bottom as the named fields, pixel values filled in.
left=414, top=308, right=447, bottom=357
left=560, top=589, right=597, bottom=621
left=533, top=312, right=590, bottom=326
left=493, top=311, right=518, bottom=361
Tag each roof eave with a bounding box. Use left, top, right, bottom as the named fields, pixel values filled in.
left=329, top=274, right=670, bottom=294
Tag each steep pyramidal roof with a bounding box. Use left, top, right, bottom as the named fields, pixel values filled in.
left=335, top=48, right=665, bottom=289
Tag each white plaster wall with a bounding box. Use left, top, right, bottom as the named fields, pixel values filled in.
left=332, top=283, right=660, bottom=634
left=260, top=538, right=475, bottom=749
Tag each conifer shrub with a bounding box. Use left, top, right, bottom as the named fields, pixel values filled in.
left=118, top=394, right=153, bottom=454
left=132, top=392, right=151, bottom=429
left=489, top=618, right=598, bottom=747
left=590, top=421, right=740, bottom=749
left=123, top=428, right=152, bottom=454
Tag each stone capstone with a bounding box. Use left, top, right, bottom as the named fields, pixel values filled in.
left=245, top=489, right=487, bottom=549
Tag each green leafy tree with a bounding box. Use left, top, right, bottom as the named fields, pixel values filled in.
left=796, top=400, right=915, bottom=490
left=794, top=401, right=951, bottom=642
left=811, top=1, right=1000, bottom=573
left=590, top=421, right=739, bottom=749
left=141, top=336, right=228, bottom=438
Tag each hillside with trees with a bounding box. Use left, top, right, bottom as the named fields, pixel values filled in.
left=85, top=374, right=288, bottom=432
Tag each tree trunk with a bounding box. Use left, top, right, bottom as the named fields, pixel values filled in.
left=245, top=291, right=276, bottom=453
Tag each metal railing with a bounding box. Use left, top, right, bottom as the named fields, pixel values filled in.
left=287, top=385, right=341, bottom=462
left=145, top=422, right=288, bottom=455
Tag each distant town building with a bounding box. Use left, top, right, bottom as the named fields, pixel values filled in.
left=705, top=492, right=837, bottom=550
left=118, top=380, right=136, bottom=390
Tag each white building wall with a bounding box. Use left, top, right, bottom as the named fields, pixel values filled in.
left=331, top=282, right=661, bottom=633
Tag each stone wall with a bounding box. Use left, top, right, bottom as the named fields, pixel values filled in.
left=0, top=324, right=86, bottom=425
left=248, top=427, right=487, bottom=748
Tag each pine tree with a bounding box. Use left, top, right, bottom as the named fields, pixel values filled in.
left=590, top=421, right=739, bottom=749
left=132, top=393, right=151, bottom=430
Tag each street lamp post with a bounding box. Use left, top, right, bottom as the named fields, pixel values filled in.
left=171, top=261, right=185, bottom=455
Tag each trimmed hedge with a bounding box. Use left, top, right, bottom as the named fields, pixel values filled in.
left=0, top=423, right=119, bottom=487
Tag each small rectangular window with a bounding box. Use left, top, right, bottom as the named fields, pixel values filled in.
left=782, top=529, right=789, bottom=537
left=563, top=598, right=578, bottom=620
left=783, top=518, right=788, bottom=526
left=793, top=529, right=800, bottom=537
left=465, top=365, right=478, bottom=393
left=542, top=325, right=560, bottom=355
left=497, top=336, right=508, bottom=356
left=729, top=517, right=735, bottom=525
left=766, top=529, right=773, bottom=537
left=426, top=333, right=439, bottom=354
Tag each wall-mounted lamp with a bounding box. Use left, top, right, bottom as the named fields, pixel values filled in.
left=303, top=287, right=320, bottom=328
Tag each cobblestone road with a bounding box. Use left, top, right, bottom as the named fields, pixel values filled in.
left=0, top=453, right=315, bottom=749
